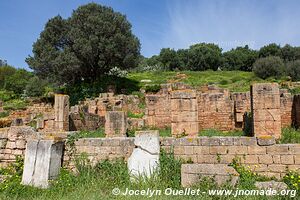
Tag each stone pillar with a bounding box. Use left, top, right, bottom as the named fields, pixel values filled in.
left=105, top=111, right=127, bottom=137
left=171, top=90, right=198, bottom=137
left=251, top=83, right=281, bottom=139
left=54, top=94, right=69, bottom=131
left=127, top=130, right=159, bottom=180
left=21, top=139, right=64, bottom=188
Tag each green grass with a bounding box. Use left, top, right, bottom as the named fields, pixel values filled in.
left=3, top=99, right=28, bottom=111
left=127, top=71, right=270, bottom=92
left=0, top=111, right=9, bottom=118
left=127, top=111, right=144, bottom=119
left=0, top=151, right=298, bottom=200
left=127, top=127, right=172, bottom=137
left=159, top=127, right=172, bottom=137
left=199, top=129, right=246, bottom=137
left=279, top=127, right=300, bottom=144
left=70, top=128, right=106, bottom=139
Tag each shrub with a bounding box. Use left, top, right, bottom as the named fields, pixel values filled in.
left=253, top=56, right=285, bottom=79
left=0, top=90, right=15, bottom=101
left=286, top=60, right=300, bottom=81
left=144, top=84, right=161, bottom=93
left=279, top=127, right=300, bottom=144
left=25, top=76, right=47, bottom=97
left=283, top=170, right=300, bottom=190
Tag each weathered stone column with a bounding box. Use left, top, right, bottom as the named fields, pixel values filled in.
left=21, top=139, right=64, bottom=188
left=127, top=130, right=159, bottom=179
left=105, top=111, right=127, bottom=137
left=54, top=94, right=69, bottom=131
left=171, top=90, right=198, bottom=137
left=251, top=83, right=281, bottom=139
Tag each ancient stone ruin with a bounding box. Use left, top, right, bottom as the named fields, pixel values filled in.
left=0, top=82, right=300, bottom=188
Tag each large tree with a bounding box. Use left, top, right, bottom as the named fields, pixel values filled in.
left=187, top=43, right=223, bottom=71
left=26, top=3, right=140, bottom=85
left=222, top=45, right=258, bottom=71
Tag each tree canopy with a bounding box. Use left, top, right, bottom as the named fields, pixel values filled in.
left=26, top=3, right=140, bottom=85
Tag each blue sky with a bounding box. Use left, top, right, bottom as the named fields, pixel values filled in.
left=1, top=0, right=300, bottom=69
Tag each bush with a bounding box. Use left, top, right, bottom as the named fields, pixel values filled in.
left=25, top=76, right=47, bottom=97
left=0, top=90, right=15, bottom=101
left=253, top=56, right=285, bottom=79
left=279, top=127, right=300, bottom=144
left=144, top=84, right=161, bottom=93
left=286, top=60, right=300, bottom=81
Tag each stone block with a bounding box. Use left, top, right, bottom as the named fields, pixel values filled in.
left=22, top=139, right=64, bottom=188
left=127, top=131, right=159, bottom=179
left=255, top=181, right=288, bottom=191
left=258, top=155, right=273, bottom=164
left=54, top=94, right=69, bottom=131
left=181, top=164, right=239, bottom=187
left=251, top=83, right=281, bottom=139
left=280, top=155, right=294, bottom=165
left=257, top=136, right=276, bottom=146
left=248, top=146, right=266, bottom=154
left=105, top=111, right=127, bottom=137
left=267, top=145, right=289, bottom=155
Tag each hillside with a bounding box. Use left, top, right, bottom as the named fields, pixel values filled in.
left=127, top=71, right=282, bottom=92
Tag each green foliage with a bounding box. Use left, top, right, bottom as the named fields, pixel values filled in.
left=3, top=99, right=28, bottom=111
left=286, top=60, right=300, bottom=81
left=159, top=127, right=172, bottom=137
left=279, top=127, right=300, bottom=144
left=25, top=76, right=48, bottom=97
left=230, top=157, right=272, bottom=190
left=159, top=48, right=181, bottom=70
left=0, top=65, right=16, bottom=89
left=66, top=76, right=139, bottom=105
left=69, top=128, right=106, bottom=141
left=0, top=90, right=15, bottom=101
left=253, top=56, right=285, bottom=79
left=259, top=43, right=282, bottom=58
left=128, top=70, right=264, bottom=93
left=26, top=3, right=140, bottom=86
left=188, top=43, right=223, bottom=71
left=283, top=170, right=300, bottom=190
left=0, top=111, right=9, bottom=118
left=144, top=84, right=161, bottom=93
left=199, top=129, right=245, bottom=137
left=4, top=69, right=33, bottom=95
left=281, top=44, right=300, bottom=62
left=222, top=45, right=258, bottom=71
left=127, top=111, right=144, bottom=119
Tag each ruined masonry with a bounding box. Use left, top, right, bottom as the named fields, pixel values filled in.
left=171, top=90, right=198, bottom=136
left=251, top=83, right=281, bottom=139
left=21, top=139, right=64, bottom=188
left=105, top=111, right=127, bottom=137
left=54, top=95, right=70, bottom=131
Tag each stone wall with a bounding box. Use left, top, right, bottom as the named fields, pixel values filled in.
left=251, top=83, right=281, bottom=138
left=198, top=91, right=234, bottom=131
left=0, top=126, right=36, bottom=167
left=144, top=84, right=295, bottom=132
left=145, top=94, right=171, bottom=128
left=61, top=136, right=300, bottom=179
left=171, top=90, right=198, bottom=136
left=280, top=89, right=293, bottom=128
